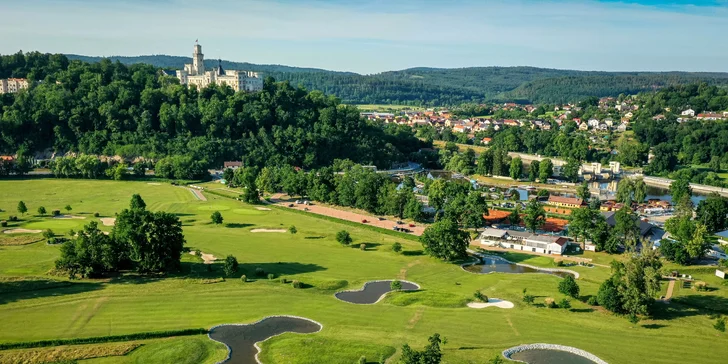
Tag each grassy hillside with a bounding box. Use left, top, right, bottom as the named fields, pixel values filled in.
left=66, top=54, right=728, bottom=105
left=0, top=179, right=726, bottom=363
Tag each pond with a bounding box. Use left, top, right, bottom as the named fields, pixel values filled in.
left=208, top=316, right=322, bottom=364
left=463, top=256, right=574, bottom=278
left=335, top=280, right=420, bottom=304
left=592, top=181, right=707, bottom=205
left=510, top=349, right=599, bottom=364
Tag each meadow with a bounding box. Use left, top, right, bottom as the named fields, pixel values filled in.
left=0, top=179, right=727, bottom=363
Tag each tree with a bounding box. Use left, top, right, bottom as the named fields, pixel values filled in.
left=37, top=206, right=46, bottom=216
left=427, top=179, right=447, bottom=214
left=616, top=178, right=634, bottom=204
left=539, top=158, right=553, bottom=182
left=696, top=194, right=728, bottom=233
left=528, top=160, right=540, bottom=182
left=106, top=162, right=128, bottom=181
left=685, top=223, right=711, bottom=260
left=223, top=255, right=239, bottom=277
left=130, top=194, right=146, bottom=211
left=523, top=199, right=546, bottom=233
left=659, top=239, right=690, bottom=265
left=289, top=225, right=297, bottom=234
left=17, top=201, right=27, bottom=215
left=403, top=197, right=425, bottom=223
left=419, top=218, right=470, bottom=261
left=568, top=207, right=594, bottom=246
left=392, top=242, right=402, bottom=253
left=64, top=205, right=72, bottom=213
left=336, top=230, right=352, bottom=246
left=558, top=275, right=580, bottom=298
left=113, top=208, right=186, bottom=273
left=461, top=191, right=488, bottom=229
left=670, top=177, right=692, bottom=204
left=599, top=250, right=662, bottom=318
left=43, top=229, right=55, bottom=240
left=55, top=221, right=121, bottom=278
left=597, top=278, right=622, bottom=313
left=210, top=211, right=223, bottom=225
left=256, top=166, right=278, bottom=194
left=509, top=205, right=522, bottom=226
left=633, top=178, right=647, bottom=203
left=391, top=280, right=402, bottom=291
left=709, top=155, right=721, bottom=173
left=222, top=168, right=234, bottom=184
left=132, top=163, right=146, bottom=177
left=509, top=157, right=523, bottom=180
left=236, top=167, right=260, bottom=204
left=562, top=158, right=580, bottom=183
left=613, top=206, right=640, bottom=249
left=576, top=182, right=590, bottom=201
left=399, top=333, right=443, bottom=364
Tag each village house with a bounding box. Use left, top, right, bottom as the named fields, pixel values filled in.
left=697, top=113, right=724, bottom=121
left=223, top=161, right=243, bottom=170
left=479, top=228, right=571, bottom=255
left=579, top=122, right=589, bottom=131
left=604, top=118, right=615, bottom=128
left=624, top=112, right=634, bottom=119
left=481, top=137, right=492, bottom=145
left=546, top=195, right=586, bottom=209
left=681, top=109, right=695, bottom=117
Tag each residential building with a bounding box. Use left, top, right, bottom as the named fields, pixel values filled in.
left=176, top=42, right=263, bottom=92
left=578, top=122, right=589, bottom=131
left=223, top=161, right=243, bottom=170
left=697, top=113, right=724, bottom=121
left=587, top=118, right=600, bottom=128
left=0, top=78, right=29, bottom=94
left=681, top=109, right=695, bottom=117
left=481, top=137, right=492, bottom=145
left=479, top=228, right=571, bottom=255
left=546, top=195, right=586, bottom=209
left=602, top=211, right=654, bottom=237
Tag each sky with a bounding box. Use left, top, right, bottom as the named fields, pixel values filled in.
left=1, top=0, right=727, bottom=74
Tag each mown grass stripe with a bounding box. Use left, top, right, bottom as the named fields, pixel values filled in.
left=0, top=329, right=208, bottom=350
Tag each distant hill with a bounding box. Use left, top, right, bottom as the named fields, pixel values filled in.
left=65, top=54, right=728, bottom=105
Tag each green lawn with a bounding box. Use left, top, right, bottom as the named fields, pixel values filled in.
left=0, top=179, right=726, bottom=363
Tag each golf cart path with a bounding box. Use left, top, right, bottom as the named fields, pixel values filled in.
left=181, top=187, right=207, bottom=201
left=665, top=279, right=675, bottom=301
left=268, top=194, right=424, bottom=236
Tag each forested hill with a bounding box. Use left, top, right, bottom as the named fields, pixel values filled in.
left=62, top=54, right=728, bottom=105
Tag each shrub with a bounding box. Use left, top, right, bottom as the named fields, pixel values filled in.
left=558, top=298, right=571, bottom=309
left=289, top=225, right=297, bottom=234
left=558, top=275, right=580, bottom=299
left=555, top=259, right=565, bottom=267
left=628, top=314, right=640, bottom=324
left=42, top=229, right=55, bottom=239
left=474, top=290, right=489, bottom=302
left=240, top=275, right=247, bottom=283
left=392, top=242, right=402, bottom=253
left=210, top=211, right=223, bottom=225
left=267, top=273, right=276, bottom=280
left=94, top=212, right=100, bottom=217
left=0, top=221, right=6, bottom=227
left=715, top=317, right=726, bottom=332
left=360, top=243, right=367, bottom=250
left=522, top=294, right=535, bottom=305
left=545, top=297, right=556, bottom=308
left=336, top=230, right=352, bottom=245
left=694, top=281, right=708, bottom=292
left=9, top=215, right=18, bottom=221
left=37, top=206, right=47, bottom=216
left=255, top=267, right=265, bottom=277
left=292, top=280, right=302, bottom=289
left=52, top=210, right=60, bottom=217
left=390, top=280, right=402, bottom=291
left=587, top=296, right=599, bottom=306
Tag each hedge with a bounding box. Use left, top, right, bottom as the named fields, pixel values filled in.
left=0, top=328, right=208, bottom=350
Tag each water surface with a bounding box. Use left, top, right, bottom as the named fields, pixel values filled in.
left=464, top=257, right=573, bottom=278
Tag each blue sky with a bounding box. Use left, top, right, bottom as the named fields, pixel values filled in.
left=1, top=0, right=726, bottom=74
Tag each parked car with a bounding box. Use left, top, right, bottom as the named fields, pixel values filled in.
left=295, top=200, right=302, bottom=204
left=396, top=220, right=404, bottom=224
left=378, top=217, right=386, bottom=221
left=288, top=204, right=294, bottom=207
left=409, top=224, right=415, bottom=228
left=392, top=226, right=400, bottom=231
left=362, top=219, right=368, bottom=223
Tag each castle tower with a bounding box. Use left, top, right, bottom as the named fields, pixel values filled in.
left=192, top=42, right=205, bottom=75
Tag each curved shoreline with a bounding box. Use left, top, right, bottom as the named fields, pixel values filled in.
left=209, top=315, right=323, bottom=364
left=502, top=343, right=607, bottom=364
left=334, top=279, right=421, bottom=305
left=461, top=254, right=579, bottom=279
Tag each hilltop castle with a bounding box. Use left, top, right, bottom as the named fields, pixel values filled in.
left=176, top=42, right=263, bottom=92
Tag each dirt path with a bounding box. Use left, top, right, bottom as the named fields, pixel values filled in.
left=269, top=194, right=425, bottom=236
left=664, top=279, right=676, bottom=301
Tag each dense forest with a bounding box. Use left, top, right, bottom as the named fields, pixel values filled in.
left=0, top=51, right=424, bottom=171
left=65, top=54, right=728, bottom=105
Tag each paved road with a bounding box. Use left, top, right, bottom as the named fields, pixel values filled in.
left=269, top=194, right=425, bottom=236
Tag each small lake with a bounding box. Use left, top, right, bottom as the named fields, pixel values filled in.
left=463, top=257, right=573, bottom=278
left=510, top=349, right=598, bottom=364
left=335, top=280, right=420, bottom=304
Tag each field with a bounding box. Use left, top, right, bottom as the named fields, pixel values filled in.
left=1, top=179, right=727, bottom=363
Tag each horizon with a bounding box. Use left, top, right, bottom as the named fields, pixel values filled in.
left=1, top=0, right=727, bottom=74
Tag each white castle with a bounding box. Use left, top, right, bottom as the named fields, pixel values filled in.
left=176, top=42, right=263, bottom=92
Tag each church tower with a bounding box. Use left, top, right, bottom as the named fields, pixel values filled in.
left=192, top=42, right=205, bottom=75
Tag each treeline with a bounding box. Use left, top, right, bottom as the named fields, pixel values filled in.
left=0, top=328, right=208, bottom=350
left=0, top=51, right=424, bottom=172
left=228, top=161, right=488, bottom=228
left=55, top=53, right=728, bottom=104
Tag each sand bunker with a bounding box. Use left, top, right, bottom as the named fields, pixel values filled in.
left=53, top=215, right=86, bottom=220
left=209, top=316, right=322, bottom=364
left=467, top=299, right=514, bottom=309
left=335, top=280, right=420, bottom=304
left=100, top=218, right=116, bottom=226
left=189, top=250, right=216, bottom=264
left=254, top=207, right=272, bottom=211
left=2, top=229, right=43, bottom=234
left=250, top=229, right=286, bottom=233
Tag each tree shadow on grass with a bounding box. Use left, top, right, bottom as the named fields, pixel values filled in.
left=569, top=308, right=594, bottom=313
left=354, top=242, right=382, bottom=251
left=0, top=279, right=103, bottom=305
left=304, top=236, right=324, bottom=240
left=178, top=261, right=327, bottom=280
left=226, top=223, right=255, bottom=229
left=652, top=295, right=728, bottom=320
left=642, top=324, right=667, bottom=329
left=172, top=213, right=196, bottom=217
left=402, top=250, right=424, bottom=256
